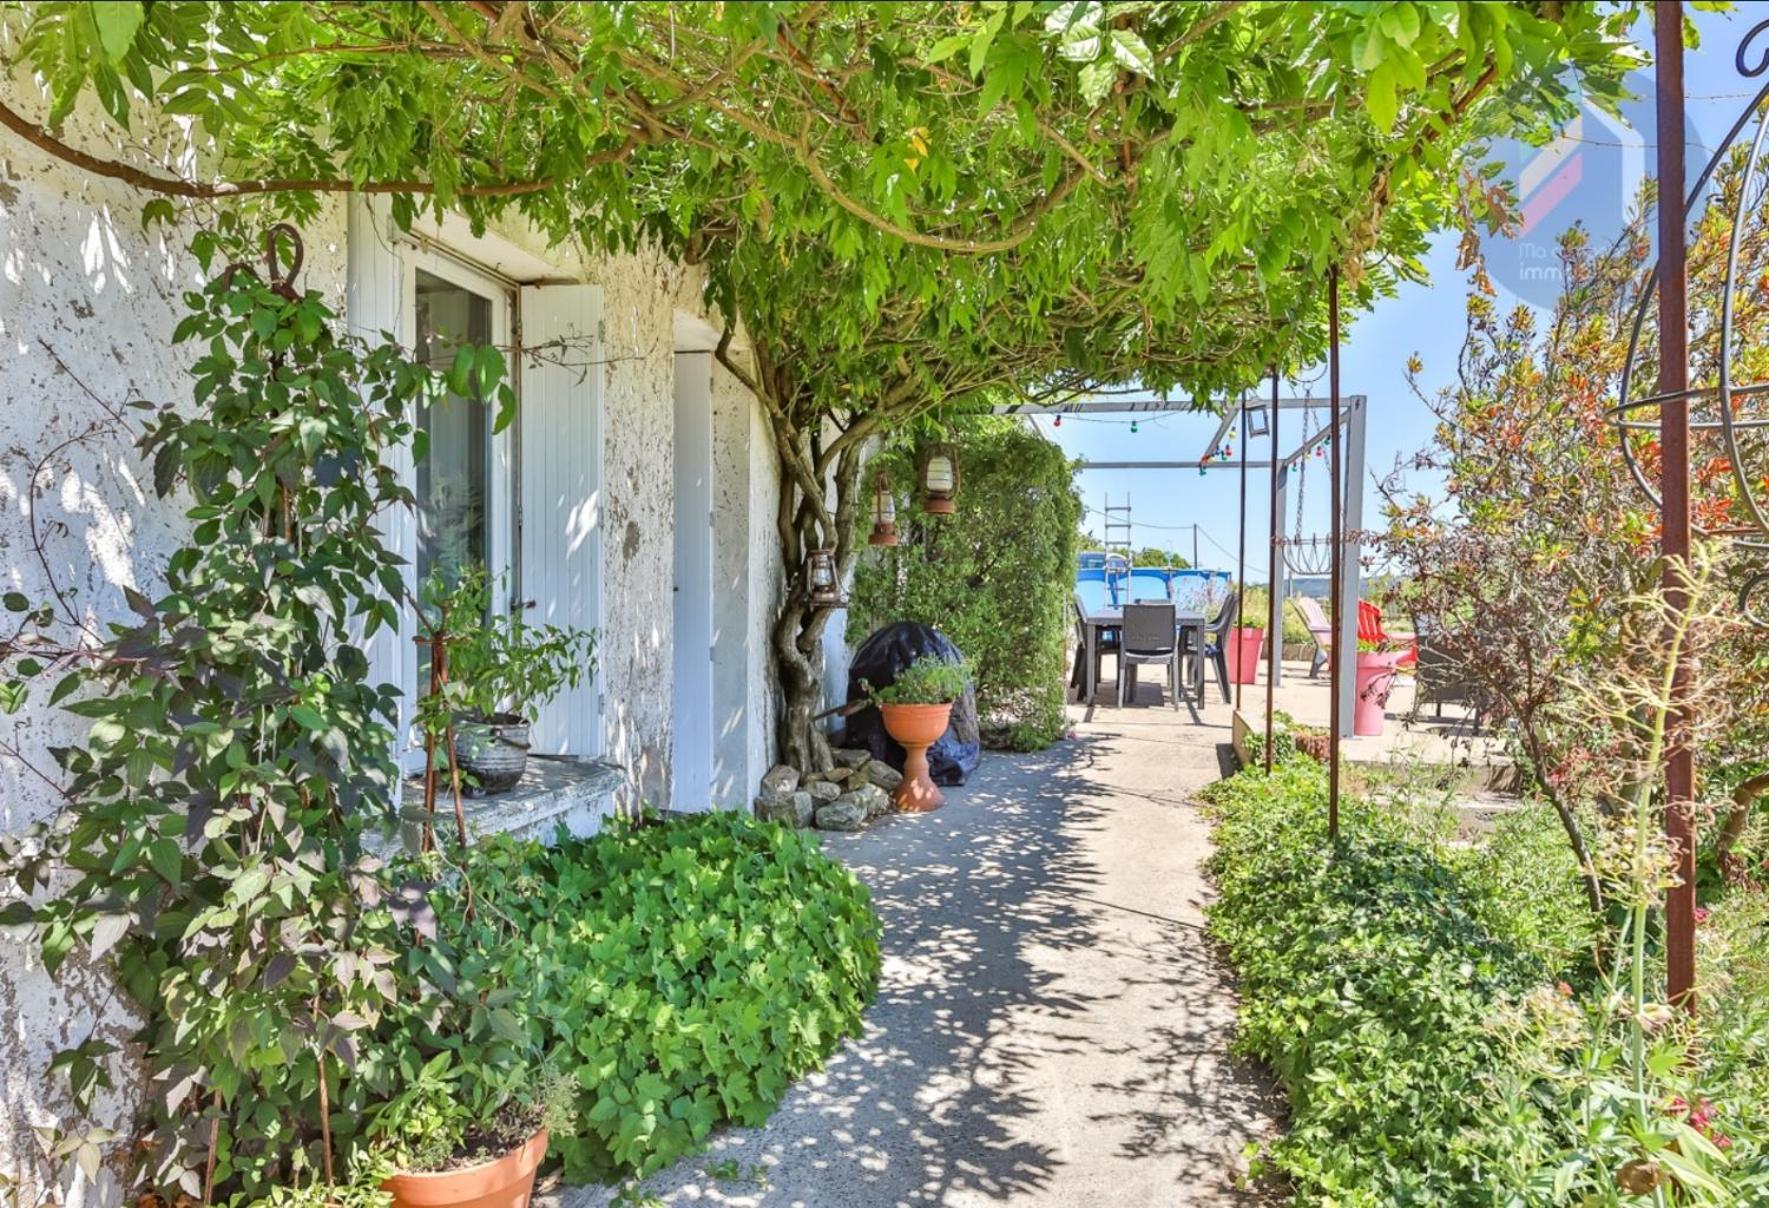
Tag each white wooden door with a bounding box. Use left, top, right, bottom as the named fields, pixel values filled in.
left=518, top=284, right=604, bottom=757
left=672, top=353, right=715, bottom=809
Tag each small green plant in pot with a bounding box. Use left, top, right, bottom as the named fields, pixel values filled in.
left=355, top=845, right=578, bottom=1208
left=368, top=1055, right=573, bottom=1208
left=420, top=568, right=596, bottom=794
left=864, top=656, right=971, bottom=812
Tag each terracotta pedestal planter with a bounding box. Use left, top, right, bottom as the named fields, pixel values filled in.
left=880, top=702, right=953, bottom=812
left=385, top=1129, right=548, bottom=1208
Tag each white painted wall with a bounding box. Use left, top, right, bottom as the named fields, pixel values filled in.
left=0, top=75, right=350, bottom=1201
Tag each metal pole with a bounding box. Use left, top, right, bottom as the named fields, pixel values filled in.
left=1656, top=0, right=1697, bottom=1013
left=1337, top=396, right=1367, bottom=737
left=1328, top=268, right=1342, bottom=840
left=1264, top=369, right=1281, bottom=774
left=1235, top=397, right=1249, bottom=713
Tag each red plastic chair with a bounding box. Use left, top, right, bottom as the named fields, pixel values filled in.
left=1358, top=600, right=1417, bottom=666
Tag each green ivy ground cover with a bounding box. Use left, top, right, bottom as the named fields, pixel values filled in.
left=449, top=812, right=882, bottom=1183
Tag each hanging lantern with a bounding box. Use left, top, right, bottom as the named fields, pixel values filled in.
left=868, top=471, right=899, bottom=547
left=917, top=442, right=959, bottom=515
left=807, top=548, right=845, bottom=607
left=1246, top=402, right=1271, bottom=438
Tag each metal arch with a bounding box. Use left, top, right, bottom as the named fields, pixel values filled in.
left=1615, top=16, right=1769, bottom=622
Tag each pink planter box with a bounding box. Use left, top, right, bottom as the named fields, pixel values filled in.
left=1225, top=627, right=1265, bottom=685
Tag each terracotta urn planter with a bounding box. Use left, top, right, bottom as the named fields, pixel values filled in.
left=880, top=702, right=953, bottom=812
left=385, top=1129, right=548, bottom=1208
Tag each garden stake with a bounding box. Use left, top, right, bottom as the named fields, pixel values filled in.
left=1264, top=366, right=1280, bottom=774
left=202, top=1089, right=220, bottom=1205
left=316, top=1004, right=334, bottom=1186
left=1327, top=268, right=1342, bottom=839
left=1235, top=387, right=1248, bottom=715
left=1655, top=0, right=1697, bottom=1014
left=420, top=628, right=442, bottom=855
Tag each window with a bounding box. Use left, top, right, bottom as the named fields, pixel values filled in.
left=414, top=268, right=494, bottom=590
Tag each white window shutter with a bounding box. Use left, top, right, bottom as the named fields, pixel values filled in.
left=346, top=199, right=419, bottom=765
left=518, top=284, right=605, bottom=757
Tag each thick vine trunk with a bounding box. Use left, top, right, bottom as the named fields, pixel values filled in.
left=773, top=599, right=835, bottom=772
left=712, top=325, right=933, bottom=777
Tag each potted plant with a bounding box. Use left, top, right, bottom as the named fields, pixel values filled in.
left=370, top=1054, right=570, bottom=1208
left=423, top=569, right=597, bottom=793
left=1226, top=614, right=1266, bottom=686
left=363, top=844, right=576, bottom=1208
left=865, top=655, right=970, bottom=812
left=1353, top=637, right=1410, bottom=736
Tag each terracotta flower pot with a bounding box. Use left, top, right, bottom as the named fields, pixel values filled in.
left=384, top=1129, right=548, bottom=1208
left=880, top=702, right=953, bottom=813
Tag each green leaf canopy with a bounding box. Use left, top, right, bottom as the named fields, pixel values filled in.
left=7, top=1, right=1644, bottom=403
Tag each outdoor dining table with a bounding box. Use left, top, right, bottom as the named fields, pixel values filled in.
left=1079, top=604, right=1208, bottom=707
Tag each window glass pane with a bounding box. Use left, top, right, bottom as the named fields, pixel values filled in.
left=414, top=269, right=493, bottom=590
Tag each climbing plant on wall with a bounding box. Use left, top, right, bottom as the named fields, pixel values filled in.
left=0, top=224, right=505, bottom=1200
left=849, top=418, right=1080, bottom=751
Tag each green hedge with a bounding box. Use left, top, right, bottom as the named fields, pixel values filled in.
left=1202, top=761, right=1769, bottom=1205
left=850, top=418, right=1080, bottom=750
left=1201, top=761, right=1575, bottom=1203
left=448, top=812, right=881, bottom=1182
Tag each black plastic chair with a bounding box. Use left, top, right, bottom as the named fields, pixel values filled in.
left=1199, top=595, right=1238, bottom=704
left=1118, top=602, right=1180, bottom=710
left=1070, top=596, right=1120, bottom=698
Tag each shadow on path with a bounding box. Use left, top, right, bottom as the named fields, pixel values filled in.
left=550, top=713, right=1277, bottom=1208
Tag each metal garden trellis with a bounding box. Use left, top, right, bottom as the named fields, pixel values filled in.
left=1612, top=3, right=1769, bottom=1012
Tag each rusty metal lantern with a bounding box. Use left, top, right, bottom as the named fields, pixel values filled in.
left=917, top=442, right=959, bottom=515
left=806, top=548, right=845, bottom=607
left=868, top=471, right=899, bottom=546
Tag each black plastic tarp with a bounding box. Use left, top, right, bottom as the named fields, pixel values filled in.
left=840, top=622, right=980, bottom=785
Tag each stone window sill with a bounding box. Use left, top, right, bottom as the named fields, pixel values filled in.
left=387, top=755, right=625, bottom=853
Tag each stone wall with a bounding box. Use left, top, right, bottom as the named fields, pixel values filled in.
left=590, top=246, right=683, bottom=810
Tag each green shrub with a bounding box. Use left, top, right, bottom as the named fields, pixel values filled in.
left=850, top=417, right=1079, bottom=750
left=449, top=812, right=881, bottom=1182
left=1203, top=760, right=1769, bottom=1205
left=1202, top=760, right=1563, bottom=1203
left=865, top=654, right=971, bottom=705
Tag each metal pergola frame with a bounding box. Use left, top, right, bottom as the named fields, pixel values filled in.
left=1004, top=392, right=1369, bottom=736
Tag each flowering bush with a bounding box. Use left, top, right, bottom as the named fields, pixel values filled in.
left=1380, top=162, right=1769, bottom=914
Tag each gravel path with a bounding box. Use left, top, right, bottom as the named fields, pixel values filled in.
left=548, top=687, right=1277, bottom=1207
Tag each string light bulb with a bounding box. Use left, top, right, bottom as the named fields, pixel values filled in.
left=1130, top=420, right=1139, bottom=434
left=1053, top=415, right=1062, bottom=428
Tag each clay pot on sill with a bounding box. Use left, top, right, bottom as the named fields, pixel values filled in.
left=384, top=1129, right=548, bottom=1208
left=452, top=712, right=531, bottom=793
left=880, top=702, right=953, bottom=813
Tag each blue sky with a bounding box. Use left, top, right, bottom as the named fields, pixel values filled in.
left=1048, top=7, right=1755, bottom=581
